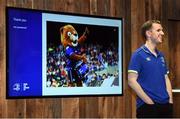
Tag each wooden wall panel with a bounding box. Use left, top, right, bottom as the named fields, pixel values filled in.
left=0, top=0, right=6, bottom=118
left=168, top=0, right=180, bottom=20
left=168, top=21, right=180, bottom=89
left=82, top=97, right=98, bottom=118
left=6, top=100, right=26, bottom=118
left=168, top=20, right=180, bottom=117
left=44, top=0, right=89, bottom=14
left=131, top=0, right=145, bottom=51
left=173, top=93, right=180, bottom=117
left=123, top=0, right=132, bottom=117
left=61, top=98, right=79, bottom=118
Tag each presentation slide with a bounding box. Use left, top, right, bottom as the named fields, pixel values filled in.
left=6, top=7, right=123, bottom=98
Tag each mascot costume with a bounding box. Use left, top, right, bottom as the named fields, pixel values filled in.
left=60, top=25, right=89, bottom=86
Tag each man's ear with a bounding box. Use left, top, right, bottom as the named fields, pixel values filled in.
left=146, top=30, right=151, bottom=38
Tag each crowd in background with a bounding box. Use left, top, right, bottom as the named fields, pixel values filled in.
left=46, top=43, right=119, bottom=87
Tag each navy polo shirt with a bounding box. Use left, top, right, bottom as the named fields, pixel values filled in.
left=128, top=45, right=169, bottom=108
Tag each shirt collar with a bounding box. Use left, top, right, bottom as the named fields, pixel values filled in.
left=141, top=45, right=161, bottom=57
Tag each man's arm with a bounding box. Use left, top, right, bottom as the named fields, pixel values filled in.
left=128, top=72, right=154, bottom=104
left=165, top=74, right=173, bottom=103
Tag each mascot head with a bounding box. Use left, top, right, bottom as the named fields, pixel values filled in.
left=60, top=25, right=79, bottom=47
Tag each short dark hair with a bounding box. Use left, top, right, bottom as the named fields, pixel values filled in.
left=141, top=20, right=161, bottom=39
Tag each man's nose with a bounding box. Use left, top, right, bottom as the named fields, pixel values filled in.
left=161, top=31, right=164, bottom=35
